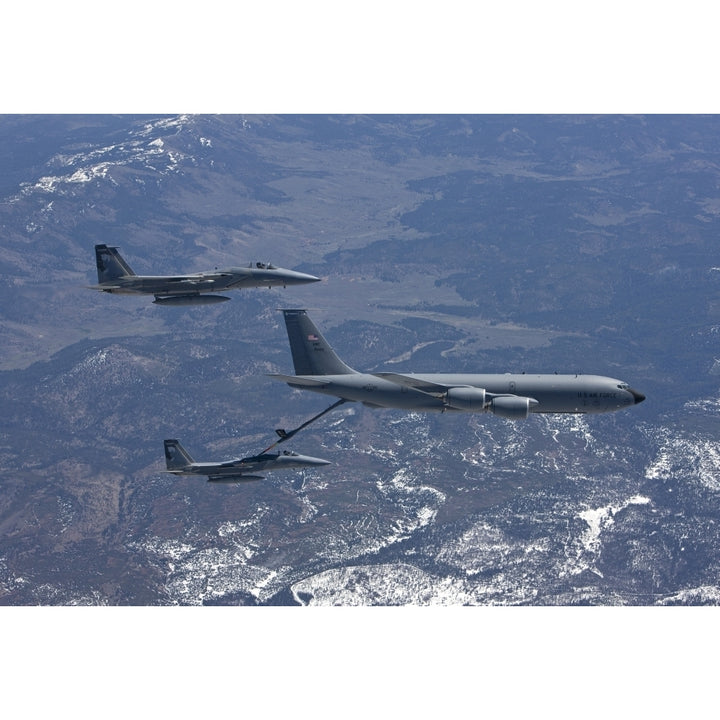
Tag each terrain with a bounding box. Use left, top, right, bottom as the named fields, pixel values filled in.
left=1, top=114, right=719, bottom=605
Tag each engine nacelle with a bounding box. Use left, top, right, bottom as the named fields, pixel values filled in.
left=490, top=395, right=537, bottom=420
left=444, top=386, right=486, bottom=411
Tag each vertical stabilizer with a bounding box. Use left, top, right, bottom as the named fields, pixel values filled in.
left=164, top=439, right=194, bottom=470
left=95, top=244, right=135, bottom=283
left=282, top=309, right=357, bottom=375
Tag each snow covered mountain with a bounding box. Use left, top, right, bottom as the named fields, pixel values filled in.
left=1, top=114, right=719, bottom=605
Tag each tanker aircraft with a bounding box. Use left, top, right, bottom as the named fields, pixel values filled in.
left=269, top=309, right=645, bottom=420
left=163, top=439, right=330, bottom=482
left=89, top=244, right=320, bottom=305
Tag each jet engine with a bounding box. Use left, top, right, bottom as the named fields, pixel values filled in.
left=490, top=395, right=537, bottom=420
left=444, top=386, right=487, bottom=411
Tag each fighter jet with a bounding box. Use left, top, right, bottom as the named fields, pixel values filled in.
left=89, top=244, right=321, bottom=305
left=163, top=439, right=331, bottom=481
left=269, top=309, right=645, bottom=420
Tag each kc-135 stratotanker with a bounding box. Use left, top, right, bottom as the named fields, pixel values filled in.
left=89, top=244, right=320, bottom=305
left=269, top=309, right=645, bottom=420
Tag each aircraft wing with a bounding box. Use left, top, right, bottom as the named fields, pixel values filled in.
left=374, top=372, right=512, bottom=400
left=375, top=372, right=539, bottom=417
left=156, top=271, right=233, bottom=285
left=166, top=276, right=213, bottom=284
left=372, top=373, right=450, bottom=397
left=267, top=373, right=332, bottom=387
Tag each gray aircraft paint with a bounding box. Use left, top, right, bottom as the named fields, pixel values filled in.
left=90, top=245, right=321, bottom=305
left=163, top=439, right=330, bottom=482
left=270, top=309, right=645, bottom=419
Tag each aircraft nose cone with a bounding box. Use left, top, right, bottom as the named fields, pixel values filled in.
left=629, top=388, right=645, bottom=404
left=292, top=454, right=331, bottom=466
left=283, top=270, right=321, bottom=285
left=299, top=273, right=321, bottom=284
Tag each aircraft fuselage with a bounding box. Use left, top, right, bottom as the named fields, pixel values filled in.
left=284, top=372, right=641, bottom=414
left=91, top=246, right=321, bottom=303
left=100, top=266, right=320, bottom=296
left=169, top=451, right=331, bottom=482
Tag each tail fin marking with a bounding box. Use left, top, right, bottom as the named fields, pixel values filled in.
left=164, top=439, right=194, bottom=470
left=282, top=309, right=356, bottom=376
left=95, top=244, right=136, bottom=283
